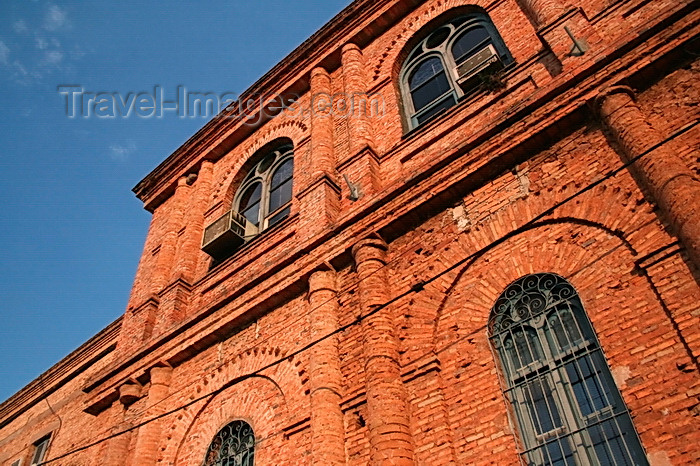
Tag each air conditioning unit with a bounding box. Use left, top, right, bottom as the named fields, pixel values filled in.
left=202, top=209, right=258, bottom=259
left=454, top=44, right=503, bottom=90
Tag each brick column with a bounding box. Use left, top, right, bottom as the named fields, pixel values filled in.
left=310, top=67, right=335, bottom=178
left=195, top=161, right=216, bottom=279
left=132, top=366, right=173, bottom=466
left=308, top=269, right=346, bottom=465
left=339, top=43, right=380, bottom=200
left=105, top=383, right=141, bottom=466
left=352, top=238, right=414, bottom=466
left=105, top=419, right=133, bottom=466
left=297, top=67, right=341, bottom=232
left=341, top=44, right=373, bottom=157
left=172, top=161, right=214, bottom=284
left=517, top=0, right=566, bottom=28
left=597, top=86, right=700, bottom=269
left=152, top=176, right=189, bottom=294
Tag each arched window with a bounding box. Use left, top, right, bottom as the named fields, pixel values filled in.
left=203, top=420, right=255, bottom=466
left=233, top=144, right=293, bottom=232
left=201, top=143, right=294, bottom=262
left=399, top=13, right=512, bottom=129
left=488, top=273, right=648, bottom=466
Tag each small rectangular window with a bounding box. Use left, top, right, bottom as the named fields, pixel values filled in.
left=30, top=435, right=51, bottom=466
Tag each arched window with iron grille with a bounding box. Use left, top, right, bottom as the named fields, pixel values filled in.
left=488, top=273, right=648, bottom=466
left=203, top=420, right=255, bottom=466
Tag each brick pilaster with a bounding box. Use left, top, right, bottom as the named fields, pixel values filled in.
left=310, top=67, right=336, bottom=178
left=517, top=0, right=566, bottom=28
left=308, top=269, right=346, bottom=465
left=341, top=43, right=374, bottom=158
left=173, top=160, right=214, bottom=284
left=597, top=86, right=700, bottom=269
left=297, top=67, right=341, bottom=233
left=132, top=366, right=173, bottom=466
left=352, top=238, right=414, bottom=466
left=152, top=176, right=190, bottom=294
left=339, top=43, right=380, bottom=201
left=105, top=383, right=141, bottom=466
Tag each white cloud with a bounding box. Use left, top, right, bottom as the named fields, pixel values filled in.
left=44, top=5, right=68, bottom=31
left=35, top=37, right=48, bottom=50
left=0, top=41, right=9, bottom=65
left=13, top=20, right=29, bottom=34
left=42, top=50, right=64, bottom=66
left=109, top=141, right=137, bottom=161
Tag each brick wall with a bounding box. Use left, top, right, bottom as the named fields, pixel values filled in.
left=1, top=0, right=698, bottom=465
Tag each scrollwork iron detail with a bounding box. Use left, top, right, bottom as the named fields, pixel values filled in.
left=488, top=273, right=575, bottom=335
left=203, top=420, right=255, bottom=466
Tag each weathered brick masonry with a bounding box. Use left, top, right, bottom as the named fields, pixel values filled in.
left=1, top=0, right=699, bottom=465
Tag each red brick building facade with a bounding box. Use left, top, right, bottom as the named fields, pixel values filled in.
left=1, top=0, right=699, bottom=465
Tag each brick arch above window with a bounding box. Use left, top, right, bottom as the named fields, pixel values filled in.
left=372, top=2, right=498, bottom=83
left=212, top=119, right=307, bottom=202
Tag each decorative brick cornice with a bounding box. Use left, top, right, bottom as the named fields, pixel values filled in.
left=133, top=0, right=426, bottom=211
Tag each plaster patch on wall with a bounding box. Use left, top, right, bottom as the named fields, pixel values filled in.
left=452, top=204, right=471, bottom=232
left=611, top=365, right=632, bottom=388
left=648, top=451, right=672, bottom=466
left=512, top=166, right=530, bottom=200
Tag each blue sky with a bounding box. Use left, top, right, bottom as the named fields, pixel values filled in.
left=0, top=0, right=350, bottom=403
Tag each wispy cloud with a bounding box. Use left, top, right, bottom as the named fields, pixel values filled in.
left=35, top=37, right=48, bottom=50
left=13, top=20, right=29, bottom=34
left=109, top=141, right=137, bottom=161
left=42, top=50, right=63, bottom=66
left=44, top=5, right=68, bottom=31
left=1, top=5, right=82, bottom=85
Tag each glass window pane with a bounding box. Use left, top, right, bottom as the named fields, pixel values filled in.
left=268, top=178, right=292, bottom=214
left=411, top=71, right=452, bottom=111
left=238, top=183, right=262, bottom=211
left=505, top=326, right=543, bottom=373
left=529, top=437, right=575, bottom=466
left=268, top=205, right=291, bottom=227
left=452, top=26, right=491, bottom=64
left=547, top=305, right=583, bottom=353
left=271, top=159, right=293, bottom=190
left=565, top=354, right=612, bottom=416
left=415, top=94, right=456, bottom=125
left=238, top=183, right=262, bottom=227
left=409, top=57, right=446, bottom=90
left=588, top=418, right=636, bottom=466
left=524, top=377, right=563, bottom=435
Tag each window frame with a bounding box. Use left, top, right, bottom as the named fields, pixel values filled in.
left=488, top=273, right=648, bottom=466
left=232, top=145, right=294, bottom=236
left=399, top=13, right=513, bottom=129
left=30, top=435, right=51, bottom=466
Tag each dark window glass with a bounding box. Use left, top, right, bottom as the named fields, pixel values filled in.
left=415, top=94, right=456, bottom=125
left=239, top=183, right=262, bottom=226
left=451, top=26, right=490, bottom=64
left=426, top=26, right=450, bottom=49
left=409, top=57, right=452, bottom=112
left=524, top=377, right=562, bottom=435
left=268, top=159, right=293, bottom=215
left=268, top=206, right=291, bottom=227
